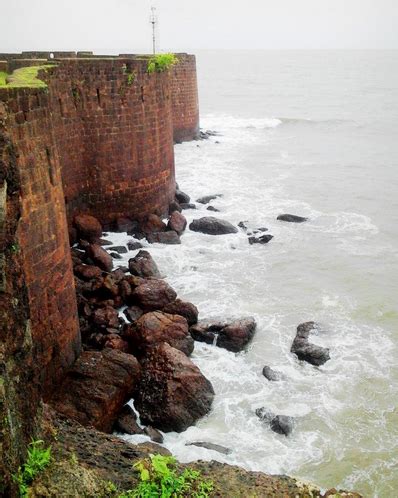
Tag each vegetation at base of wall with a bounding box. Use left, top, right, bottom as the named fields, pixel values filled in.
left=0, top=65, right=55, bottom=88
left=13, top=440, right=52, bottom=497
left=119, top=454, right=214, bottom=498
left=147, top=53, right=178, bottom=74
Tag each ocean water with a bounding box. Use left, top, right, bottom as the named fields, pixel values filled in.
left=116, top=51, right=398, bottom=497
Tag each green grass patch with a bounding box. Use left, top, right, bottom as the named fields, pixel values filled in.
left=13, top=440, right=52, bottom=497
left=147, top=53, right=178, bottom=74
left=0, top=65, right=55, bottom=88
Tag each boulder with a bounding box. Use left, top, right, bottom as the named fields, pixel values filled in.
left=127, top=241, right=144, bottom=251
left=135, top=343, right=214, bottom=432
left=248, top=234, right=273, bottom=245
left=255, top=408, right=294, bottom=436
left=277, top=214, right=308, bottom=223
left=196, top=194, right=222, bottom=204
left=186, top=442, right=232, bottom=455
left=262, top=366, right=283, bottom=381
left=86, top=244, right=113, bottom=272
left=92, top=306, right=120, bottom=330
left=291, top=322, right=330, bottom=366
left=162, top=299, right=199, bottom=326
left=180, top=203, right=196, bottom=210
left=74, top=214, right=102, bottom=242
left=51, top=349, right=141, bottom=432
left=206, top=206, right=220, bottom=212
left=103, top=335, right=129, bottom=353
left=109, top=246, right=128, bottom=254
left=132, top=311, right=194, bottom=356
left=132, top=279, right=177, bottom=311
left=189, top=217, right=238, bottom=235
left=110, top=252, right=122, bottom=260
left=141, top=214, right=167, bottom=234
left=124, top=306, right=144, bottom=323
left=144, top=426, right=164, bottom=444
left=115, top=217, right=138, bottom=233
left=128, top=250, right=161, bottom=278
left=114, top=404, right=144, bottom=435
left=175, top=189, right=191, bottom=204
left=74, top=264, right=102, bottom=281
left=169, top=200, right=182, bottom=213
left=190, top=317, right=256, bottom=352
left=147, top=231, right=181, bottom=245
left=167, top=211, right=187, bottom=235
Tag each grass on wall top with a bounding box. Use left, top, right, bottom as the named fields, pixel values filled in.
left=0, top=65, right=55, bottom=88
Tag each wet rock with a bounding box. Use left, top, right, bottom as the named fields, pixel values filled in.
left=124, top=306, right=144, bottom=323
left=128, top=250, right=161, bottom=278
left=127, top=241, right=143, bottom=251
left=238, top=221, right=248, bottom=230
left=255, top=408, right=294, bottom=436
left=74, top=214, right=103, bottom=242
left=196, top=194, right=222, bottom=204
left=189, top=217, right=238, bottom=235
left=277, top=214, right=308, bottom=223
left=115, top=217, right=137, bottom=233
left=262, top=366, right=283, bottom=381
left=291, top=322, right=330, bottom=366
left=147, top=231, right=181, bottom=245
left=132, top=279, right=177, bottom=311
left=135, top=343, right=214, bottom=432
left=114, top=404, right=144, bottom=435
left=180, top=203, right=197, bottom=210
left=109, top=246, right=128, bottom=254
left=207, top=206, right=220, bottom=212
left=86, top=244, right=113, bottom=272
left=51, top=349, right=141, bottom=432
left=101, top=274, right=120, bottom=297
left=141, top=214, right=167, bottom=234
left=175, top=189, right=191, bottom=204
left=110, top=252, right=123, bottom=259
left=167, top=211, right=187, bottom=235
left=103, top=335, right=129, bottom=353
left=97, top=238, right=113, bottom=246
left=74, top=264, right=102, bottom=281
left=169, top=200, right=182, bottom=213
left=248, top=234, right=273, bottom=245
left=186, top=442, right=232, bottom=455
left=119, top=279, right=132, bottom=303
left=162, top=299, right=199, bottom=326
left=190, top=317, right=256, bottom=352
left=132, top=311, right=194, bottom=356
left=144, top=426, right=164, bottom=444
left=92, top=306, right=120, bottom=330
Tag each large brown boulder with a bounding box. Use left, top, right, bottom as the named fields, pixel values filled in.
left=167, top=211, right=187, bottom=235
left=163, top=299, right=199, bottom=326
left=132, top=311, right=194, bottom=356
left=135, top=343, right=214, bottom=432
left=146, top=231, right=181, bottom=245
left=189, top=217, right=238, bottom=235
left=74, top=214, right=103, bottom=242
left=190, top=317, right=256, bottom=352
left=74, top=264, right=102, bottom=281
left=92, top=306, right=120, bottom=330
left=128, top=250, right=161, bottom=278
left=141, top=214, right=167, bottom=234
left=86, top=244, right=113, bottom=272
left=131, top=279, right=177, bottom=311
left=51, top=349, right=141, bottom=432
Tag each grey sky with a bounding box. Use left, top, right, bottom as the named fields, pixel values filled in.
left=1, top=0, right=398, bottom=53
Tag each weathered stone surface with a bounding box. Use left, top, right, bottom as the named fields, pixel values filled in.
left=74, top=214, right=102, bottom=242
left=128, top=250, right=161, bottom=278
left=132, top=311, right=194, bottom=356
left=135, top=343, right=214, bottom=432
left=167, top=211, right=187, bottom=235
left=162, top=299, right=199, bottom=326
left=74, top=264, right=102, bottom=281
left=248, top=234, right=273, bottom=245
left=291, top=322, right=330, bottom=366
left=114, top=404, right=144, bottom=435
left=141, top=214, right=167, bottom=234
left=277, top=214, right=308, bottom=223
left=86, top=244, right=113, bottom=272
left=132, top=279, right=177, bottom=311
left=186, top=442, right=232, bottom=455
left=196, top=194, right=222, bottom=204
left=256, top=408, right=295, bottom=436
left=175, top=189, right=191, bottom=204
left=190, top=318, right=256, bottom=352
left=147, top=231, right=181, bottom=245
left=51, top=350, right=141, bottom=432
left=189, top=217, right=238, bottom=235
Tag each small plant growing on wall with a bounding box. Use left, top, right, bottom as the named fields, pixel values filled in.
left=13, top=440, right=51, bottom=497
left=147, top=53, right=178, bottom=74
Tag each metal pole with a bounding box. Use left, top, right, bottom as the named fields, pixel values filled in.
left=150, top=7, right=157, bottom=54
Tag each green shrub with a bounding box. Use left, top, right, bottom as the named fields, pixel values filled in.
left=120, top=454, right=214, bottom=498
left=0, top=65, right=55, bottom=88
left=13, top=440, right=51, bottom=497
left=147, top=53, right=178, bottom=74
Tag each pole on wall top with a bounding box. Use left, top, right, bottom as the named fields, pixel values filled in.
left=150, top=6, right=157, bottom=54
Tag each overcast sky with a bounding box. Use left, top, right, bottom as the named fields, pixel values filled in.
left=1, top=0, right=398, bottom=53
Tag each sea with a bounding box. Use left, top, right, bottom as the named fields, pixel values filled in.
left=111, top=50, right=398, bottom=497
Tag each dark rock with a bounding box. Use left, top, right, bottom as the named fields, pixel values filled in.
left=128, top=250, right=161, bottom=278
left=186, top=442, right=232, bottom=455
left=92, top=306, right=120, bottom=329
left=238, top=221, right=248, bottom=230
left=135, top=343, right=214, bottom=432
left=189, top=217, right=238, bottom=235
left=291, top=322, right=330, bottom=366
left=248, top=234, right=273, bottom=245
left=74, top=264, right=102, bottom=281
left=253, top=227, right=268, bottom=233
left=115, top=217, right=138, bottom=233
left=51, top=349, right=141, bottom=432
left=196, top=194, right=222, bottom=204
left=206, top=206, right=220, bottom=212
left=74, top=214, right=103, bottom=242
left=127, top=241, right=143, bottom=251
left=180, top=203, right=197, bottom=210
left=119, top=280, right=132, bottom=303
left=114, top=404, right=144, bottom=435
left=131, top=311, right=194, bottom=356
left=169, top=200, right=182, bottom=213
left=255, top=408, right=294, bottom=436
left=144, top=426, right=164, bottom=444
left=162, top=299, right=199, bottom=326
left=124, top=306, right=144, bottom=323
left=190, top=317, right=256, bottom=352
left=109, top=246, right=128, bottom=254
left=175, top=189, right=191, bottom=204
left=167, top=211, right=187, bottom=235
left=103, top=335, right=129, bottom=353
left=147, top=231, right=181, bottom=245
left=141, top=214, right=167, bottom=234
left=262, top=366, right=283, bottom=381
left=277, top=214, right=308, bottom=223
left=86, top=244, right=113, bottom=272
left=110, top=252, right=123, bottom=260
left=97, top=238, right=113, bottom=246
left=132, top=279, right=177, bottom=311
